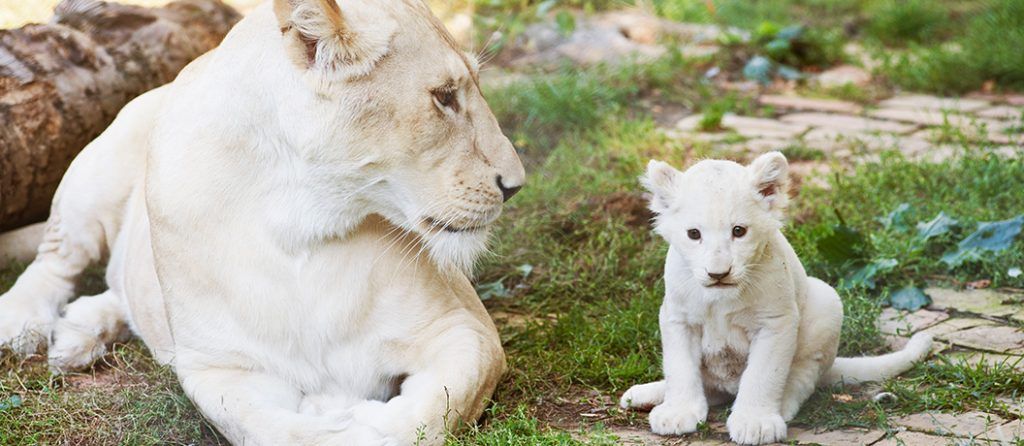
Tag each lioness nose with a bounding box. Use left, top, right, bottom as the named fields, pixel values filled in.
left=708, top=269, right=731, bottom=280
left=496, top=175, right=522, bottom=202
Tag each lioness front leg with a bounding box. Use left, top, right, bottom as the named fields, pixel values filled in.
left=350, top=319, right=504, bottom=445
left=727, top=315, right=798, bottom=445
left=645, top=305, right=708, bottom=436
left=177, top=365, right=396, bottom=446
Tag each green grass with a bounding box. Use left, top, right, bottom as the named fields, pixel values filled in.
left=863, top=0, right=953, bottom=47
left=877, top=0, right=1024, bottom=93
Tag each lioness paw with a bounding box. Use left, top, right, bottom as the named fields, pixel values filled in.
left=620, top=381, right=666, bottom=409
left=0, top=300, right=56, bottom=356
left=726, top=410, right=787, bottom=445
left=648, top=402, right=707, bottom=436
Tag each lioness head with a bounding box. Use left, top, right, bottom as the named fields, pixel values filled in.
left=641, top=152, right=790, bottom=297
left=269, top=0, right=525, bottom=273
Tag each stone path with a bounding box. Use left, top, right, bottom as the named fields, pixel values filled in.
left=666, top=93, right=1024, bottom=169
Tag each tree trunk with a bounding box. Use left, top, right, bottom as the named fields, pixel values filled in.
left=0, top=0, right=241, bottom=232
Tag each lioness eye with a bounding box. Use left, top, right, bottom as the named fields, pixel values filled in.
left=687, top=229, right=701, bottom=240
left=732, top=226, right=747, bottom=238
left=432, top=87, right=459, bottom=112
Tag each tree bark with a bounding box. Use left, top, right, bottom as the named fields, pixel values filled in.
left=0, top=0, right=241, bottom=232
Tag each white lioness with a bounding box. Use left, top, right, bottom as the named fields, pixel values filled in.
left=620, top=153, right=933, bottom=445
left=0, top=0, right=524, bottom=444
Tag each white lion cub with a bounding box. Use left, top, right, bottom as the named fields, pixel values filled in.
left=620, top=152, right=933, bottom=445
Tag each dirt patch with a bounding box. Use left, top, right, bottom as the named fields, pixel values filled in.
left=591, top=191, right=656, bottom=228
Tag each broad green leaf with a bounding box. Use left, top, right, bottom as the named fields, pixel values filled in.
left=889, top=286, right=931, bottom=311
left=516, top=263, right=534, bottom=279
left=743, top=56, right=773, bottom=84
left=777, top=65, right=804, bottom=81
left=0, top=395, right=21, bottom=411
left=816, top=225, right=868, bottom=267
left=878, top=203, right=912, bottom=232
left=941, top=215, right=1024, bottom=267
left=776, top=25, right=805, bottom=41
left=476, top=280, right=508, bottom=300
left=842, top=258, right=898, bottom=290
left=916, top=211, right=958, bottom=241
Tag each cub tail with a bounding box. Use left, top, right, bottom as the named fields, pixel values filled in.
left=822, top=332, right=934, bottom=386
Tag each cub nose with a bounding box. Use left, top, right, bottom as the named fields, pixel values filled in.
left=707, top=269, right=731, bottom=281
left=496, top=175, right=523, bottom=203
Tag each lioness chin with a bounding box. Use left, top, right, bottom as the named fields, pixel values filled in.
left=620, top=152, right=933, bottom=445
left=0, top=0, right=524, bottom=445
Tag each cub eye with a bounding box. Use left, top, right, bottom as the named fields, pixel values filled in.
left=687, top=229, right=701, bottom=240
left=732, top=226, right=747, bottom=238
left=432, top=87, right=459, bottom=112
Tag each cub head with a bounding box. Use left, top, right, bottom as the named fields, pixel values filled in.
left=270, top=0, right=525, bottom=273
left=641, top=152, right=790, bottom=297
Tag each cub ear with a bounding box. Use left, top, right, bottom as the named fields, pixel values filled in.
left=748, top=151, right=790, bottom=214
left=273, top=0, right=396, bottom=78
left=640, top=160, right=681, bottom=214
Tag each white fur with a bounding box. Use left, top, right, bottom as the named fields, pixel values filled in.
left=0, top=1, right=525, bottom=445
left=621, top=153, right=933, bottom=445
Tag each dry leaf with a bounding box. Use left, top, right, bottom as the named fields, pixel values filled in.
left=966, top=279, right=991, bottom=289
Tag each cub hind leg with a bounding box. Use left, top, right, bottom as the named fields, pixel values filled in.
left=0, top=87, right=163, bottom=356
left=780, top=277, right=843, bottom=421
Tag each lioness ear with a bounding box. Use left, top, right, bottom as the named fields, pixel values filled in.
left=273, top=0, right=395, bottom=78
left=640, top=160, right=681, bottom=214
left=748, top=151, right=789, bottom=214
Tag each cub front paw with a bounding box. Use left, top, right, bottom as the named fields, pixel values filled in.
left=620, top=381, right=665, bottom=410
left=648, top=402, right=707, bottom=436
left=726, top=410, right=787, bottom=445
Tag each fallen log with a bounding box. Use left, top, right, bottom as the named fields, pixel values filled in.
left=0, top=0, right=241, bottom=232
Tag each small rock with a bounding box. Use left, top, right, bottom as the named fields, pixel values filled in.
left=815, top=64, right=872, bottom=88
left=892, top=411, right=1005, bottom=437
left=878, top=95, right=991, bottom=113
left=758, top=94, right=862, bottom=114
left=780, top=113, right=918, bottom=134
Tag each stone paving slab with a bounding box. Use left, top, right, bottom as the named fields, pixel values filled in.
left=802, top=129, right=935, bottom=156
left=891, top=411, right=1005, bottom=438
left=878, top=95, right=991, bottom=113
left=873, top=430, right=957, bottom=446
left=926, top=288, right=1021, bottom=318
left=975, top=105, right=1023, bottom=120
left=943, top=325, right=1024, bottom=354
left=676, top=114, right=809, bottom=139
left=979, top=420, right=1024, bottom=442
left=758, top=94, right=863, bottom=114
left=781, top=112, right=918, bottom=134
left=919, top=318, right=996, bottom=340
left=787, top=427, right=884, bottom=445
left=879, top=308, right=950, bottom=336
left=868, top=108, right=1002, bottom=130
left=949, top=351, right=1024, bottom=371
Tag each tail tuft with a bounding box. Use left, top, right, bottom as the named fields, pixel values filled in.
left=823, top=332, right=933, bottom=386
